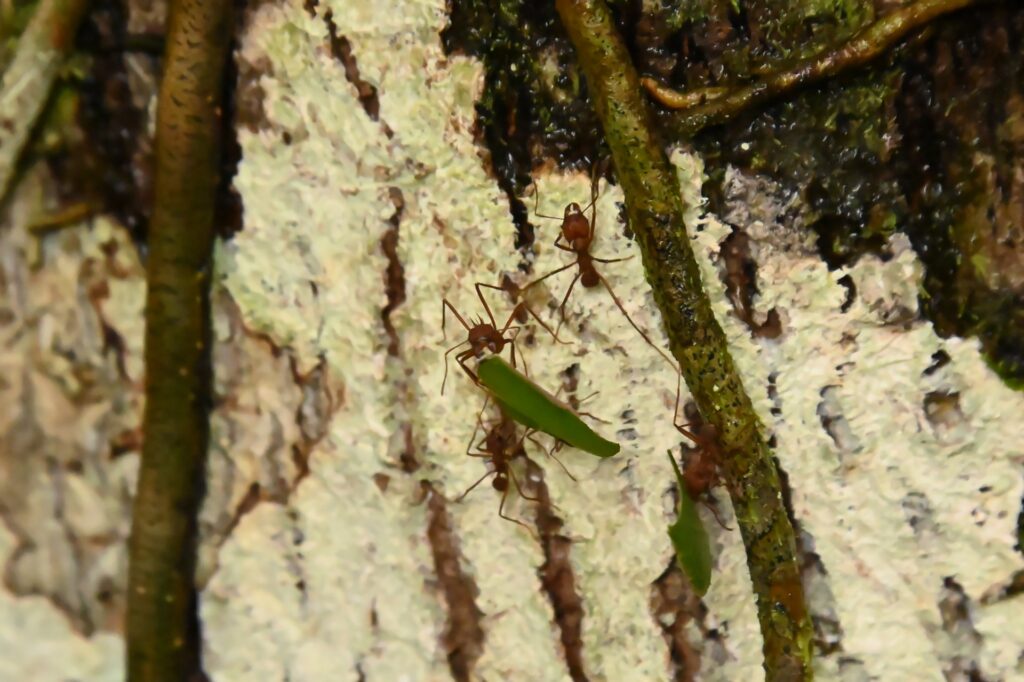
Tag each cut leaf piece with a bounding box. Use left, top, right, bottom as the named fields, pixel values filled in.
left=666, top=451, right=713, bottom=595
left=477, top=356, right=620, bottom=458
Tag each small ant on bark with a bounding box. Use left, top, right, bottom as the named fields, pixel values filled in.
left=522, top=174, right=678, bottom=371
left=673, top=401, right=732, bottom=530
left=441, top=282, right=525, bottom=394
left=441, top=280, right=566, bottom=394
left=458, top=399, right=573, bottom=533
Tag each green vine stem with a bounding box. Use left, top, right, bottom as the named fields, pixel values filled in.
left=652, top=0, right=990, bottom=138
left=555, top=0, right=815, bottom=678
left=0, top=0, right=94, bottom=202
left=126, top=1, right=232, bottom=679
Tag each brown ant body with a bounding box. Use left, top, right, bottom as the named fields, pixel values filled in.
left=674, top=402, right=731, bottom=529
left=441, top=282, right=523, bottom=394
left=524, top=183, right=678, bottom=370
left=674, top=422, right=724, bottom=500
left=458, top=400, right=576, bottom=532
left=458, top=406, right=539, bottom=533
left=442, top=281, right=565, bottom=394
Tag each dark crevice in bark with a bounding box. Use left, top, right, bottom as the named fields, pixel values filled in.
left=73, top=0, right=153, bottom=244
left=937, top=577, right=988, bottom=681
left=527, top=459, right=589, bottom=682
left=377, top=188, right=418, bottom=474
left=323, top=10, right=382, bottom=123
left=649, top=560, right=706, bottom=681
left=424, top=483, right=486, bottom=682
left=212, top=346, right=335, bottom=551
left=381, top=188, right=406, bottom=358
left=219, top=482, right=262, bottom=540
left=719, top=227, right=783, bottom=339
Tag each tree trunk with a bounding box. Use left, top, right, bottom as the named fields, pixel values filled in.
left=0, top=0, right=1022, bottom=680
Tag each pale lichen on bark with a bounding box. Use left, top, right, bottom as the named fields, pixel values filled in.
left=201, top=0, right=1024, bottom=680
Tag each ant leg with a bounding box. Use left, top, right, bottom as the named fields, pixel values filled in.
left=508, top=463, right=542, bottom=503
left=488, top=280, right=571, bottom=345
left=455, top=350, right=482, bottom=387
left=474, top=281, right=501, bottom=329
left=670, top=375, right=710, bottom=447
left=576, top=409, right=611, bottom=425
left=572, top=390, right=610, bottom=422
left=592, top=255, right=633, bottom=264
left=457, top=470, right=497, bottom=502
left=517, top=300, right=571, bottom=345
left=441, top=340, right=471, bottom=395
left=530, top=183, right=563, bottom=221
left=519, top=261, right=577, bottom=295
left=477, top=281, right=521, bottom=328
left=703, top=497, right=734, bottom=531
left=441, top=298, right=473, bottom=339
left=527, top=434, right=577, bottom=482
left=508, top=333, right=530, bottom=378
left=671, top=385, right=700, bottom=444
left=596, top=270, right=679, bottom=373
left=498, top=487, right=537, bottom=537
left=554, top=272, right=582, bottom=336
left=465, top=397, right=493, bottom=456
left=674, top=425, right=700, bottom=444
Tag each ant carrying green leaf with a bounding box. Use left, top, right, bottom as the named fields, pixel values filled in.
left=458, top=398, right=575, bottom=533
left=477, top=356, right=620, bottom=458
left=441, top=282, right=564, bottom=394
left=666, top=450, right=713, bottom=596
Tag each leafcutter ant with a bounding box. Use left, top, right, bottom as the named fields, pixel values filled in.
left=457, top=399, right=572, bottom=533
left=673, top=401, right=731, bottom=530
left=442, top=280, right=565, bottom=394
left=522, top=176, right=678, bottom=371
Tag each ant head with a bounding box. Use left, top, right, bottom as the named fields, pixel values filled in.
left=492, top=473, right=509, bottom=492
left=562, top=207, right=591, bottom=245
left=468, top=323, right=505, bottom=356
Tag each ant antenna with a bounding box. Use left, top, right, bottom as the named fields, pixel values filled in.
left=530, top=183, right=563, bottom=222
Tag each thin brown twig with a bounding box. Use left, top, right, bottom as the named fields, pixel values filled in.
left=125, top=1, right=233, bottom=680
left=555, top=0, right=815, bottom=677
left=649, top=0, right=989, bottom=138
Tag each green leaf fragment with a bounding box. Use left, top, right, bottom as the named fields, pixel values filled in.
left=666, top=451, right=713, bottom=596
left=477, top=357, right=620, bottom=458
